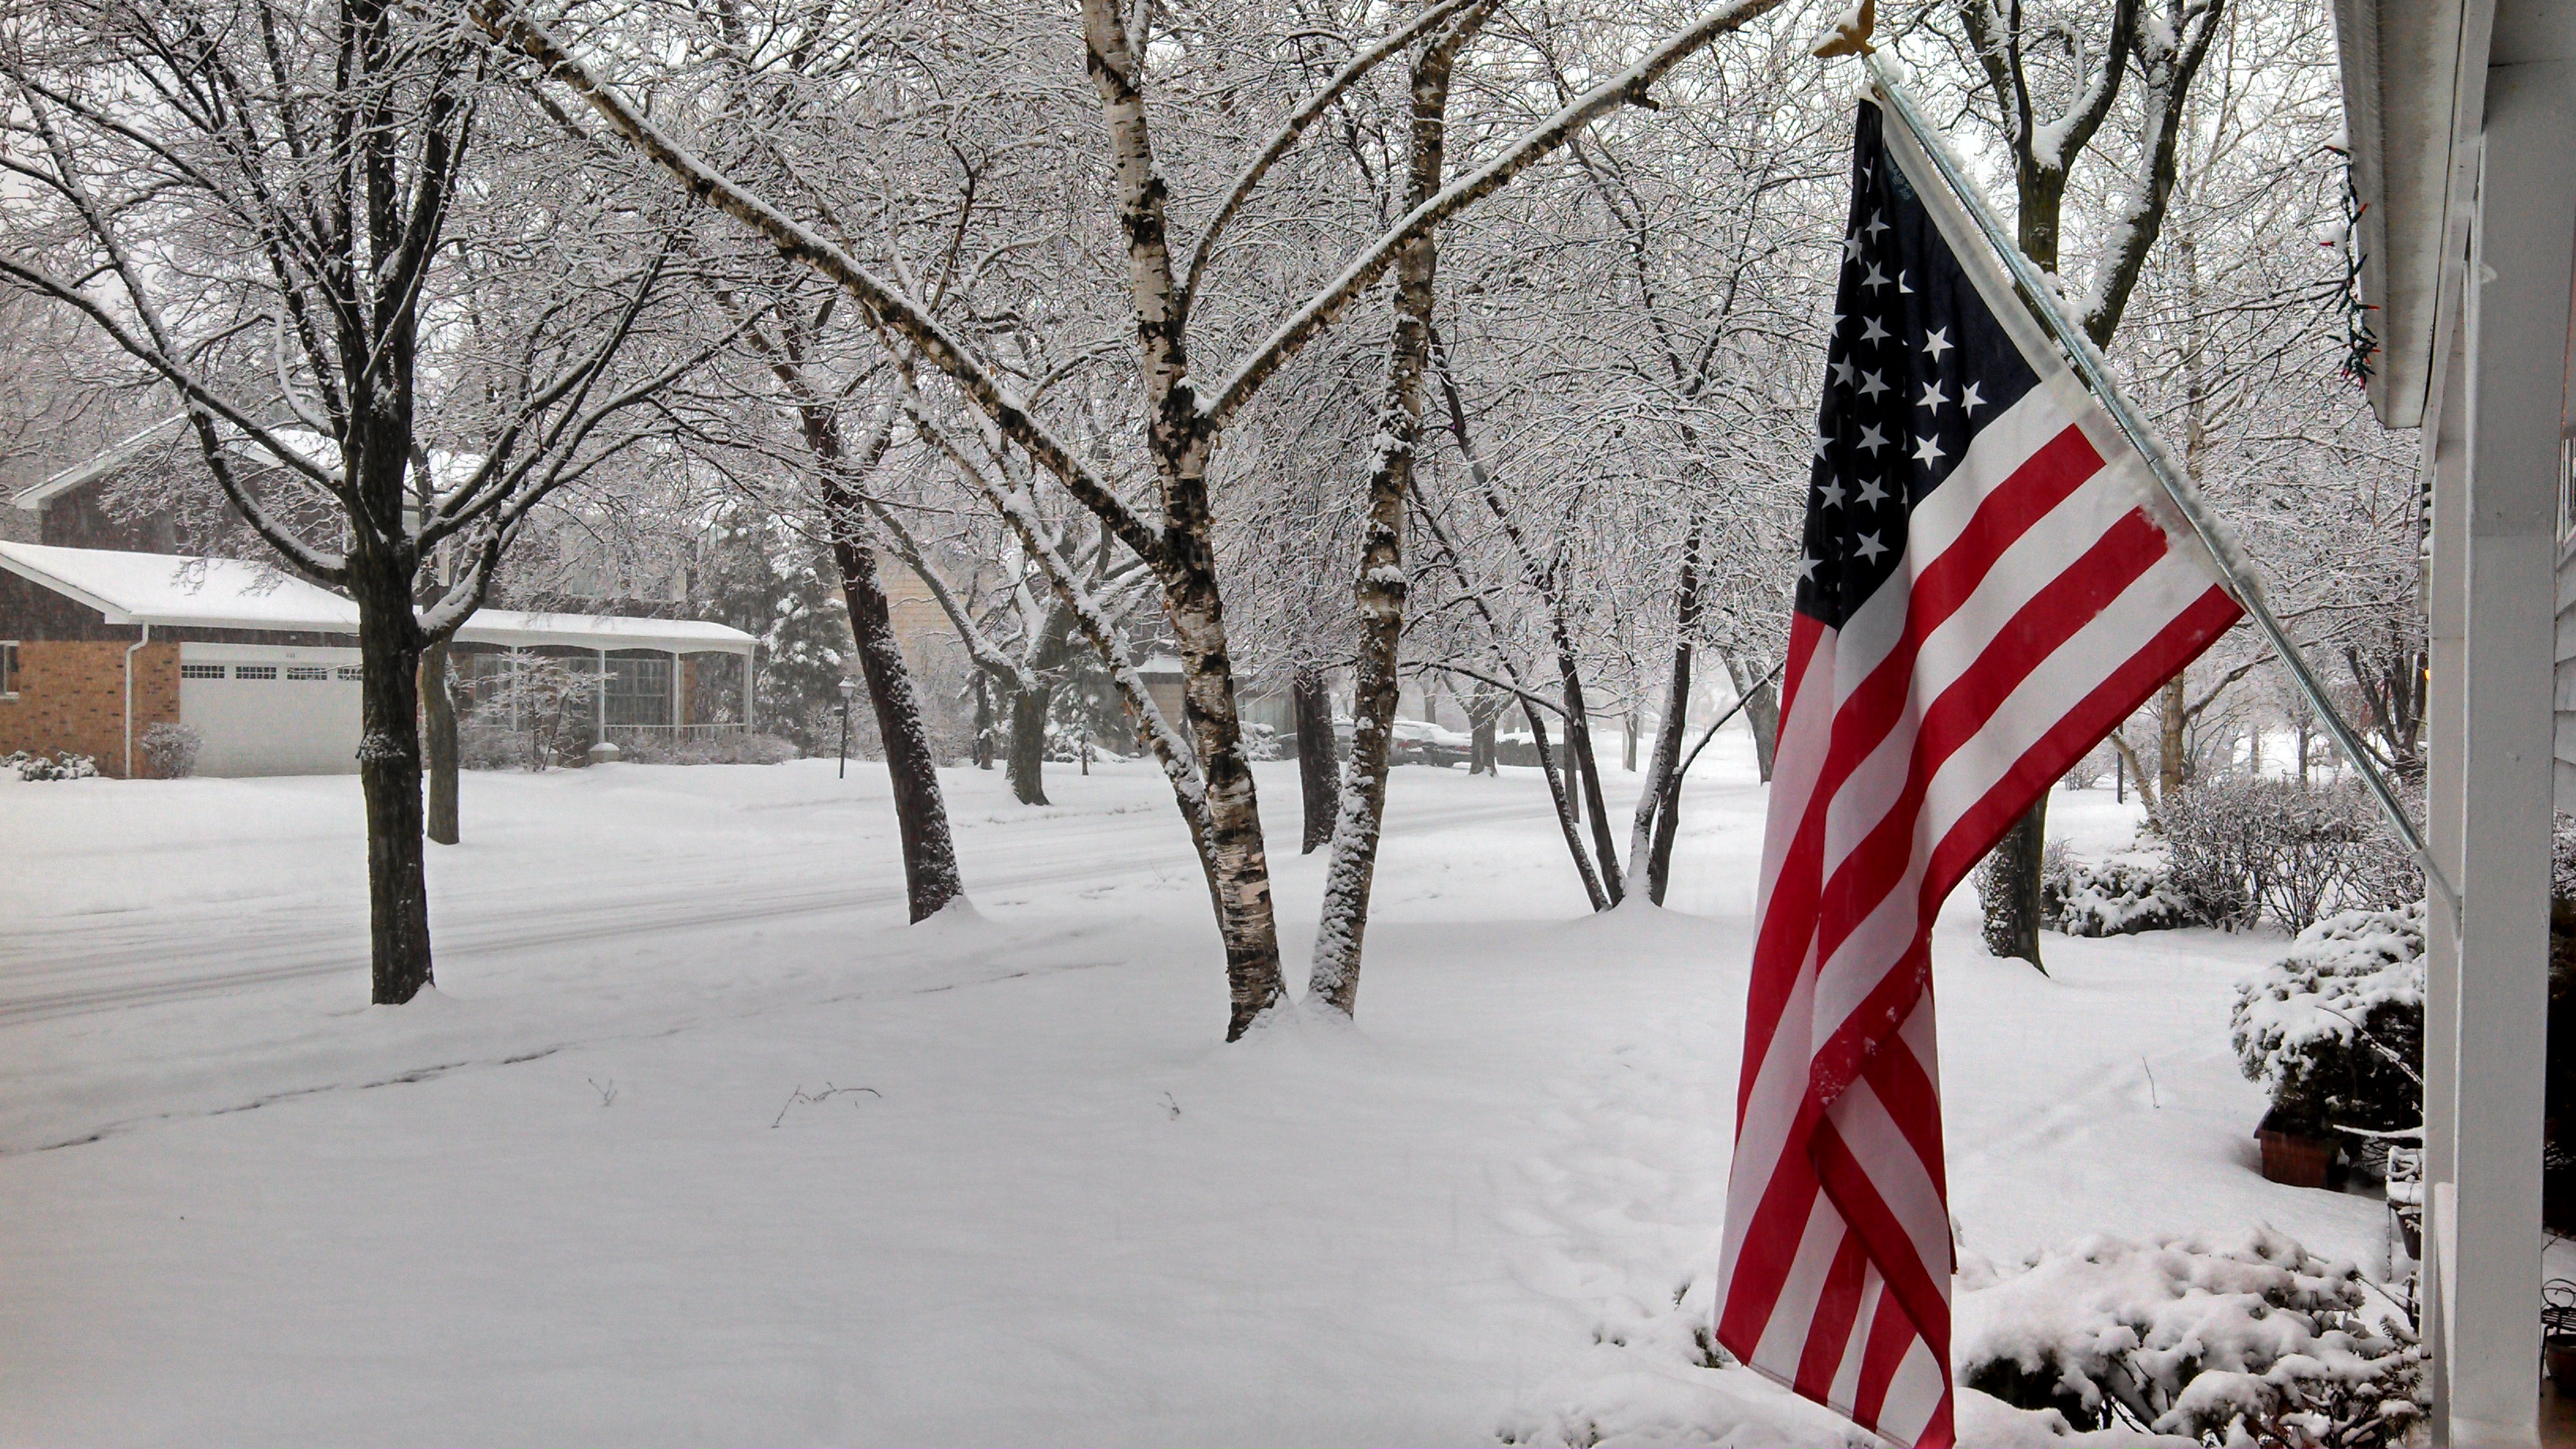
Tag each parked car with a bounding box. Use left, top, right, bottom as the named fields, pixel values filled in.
left=1389, top=717, right=1473, bottom=768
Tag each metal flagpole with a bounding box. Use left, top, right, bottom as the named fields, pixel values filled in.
left=1862, top=54, right=2458, bottom=916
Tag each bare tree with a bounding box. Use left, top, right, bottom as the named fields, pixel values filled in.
left=474, top=0, right=1793, bottom=1036
left=0, top=0, right=739, bottom=999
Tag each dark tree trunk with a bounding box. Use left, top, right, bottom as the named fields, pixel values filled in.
left=1559, top=676, right=1621, bottom=903
left=420, top=638, right=460, bottom=846
left=802, top=402, right=964, bottom=923
left=834, top=538, right=965, bottom=921
left=2158, top=670, right=2188, bottom=803
left=972, top=675, right=995, bottom=770
left=1631, top=513, right=1705, bottom=905
left=1005, top=679, right=1052, bottom=806
left=1724, top=650, right=1780, bottom=784
left=1648, top=769, right=1685, bottom=903
left=350, top=563, right=434, bottom=1005
left=1526, top=702, right=1608, bottom=911
left=1294, top=662, right=1337, bottom=854
left=1981, top=800, right=2048, bottom=970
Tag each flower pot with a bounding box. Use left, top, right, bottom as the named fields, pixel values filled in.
left=2548, top=1337, right=2576, bottom=1395
left=2257, top=1127, right=2335, bottom=1189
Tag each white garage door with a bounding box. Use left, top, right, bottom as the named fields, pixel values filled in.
left=179, top=644, right=364, bottom=777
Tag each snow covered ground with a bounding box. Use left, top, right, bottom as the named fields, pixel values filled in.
left=0, top=732, right=2394, bottom=1446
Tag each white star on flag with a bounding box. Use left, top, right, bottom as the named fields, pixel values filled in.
left=1911, top=433, right=1946, bottom=466
left=1922, top=327, right=1952, bottom=359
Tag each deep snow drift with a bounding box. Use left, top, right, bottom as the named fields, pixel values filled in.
left=0, top=736, right=2393, bottom=1446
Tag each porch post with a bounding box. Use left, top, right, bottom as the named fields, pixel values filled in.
left=2446, top=59, right=2572, bottom=1444
left=743, top=645, right=755, bottom=733
left=596, top=647, right=608, bottom=742
left=670, top=650, right=683, bottom=732
left=2421, top=282, right=2469, bottom=1449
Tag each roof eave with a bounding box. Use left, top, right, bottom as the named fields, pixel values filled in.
left=2335, top=0, right=2487, bottom=430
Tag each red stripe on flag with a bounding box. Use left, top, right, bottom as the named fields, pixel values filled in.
left=1851, top=1281, right=1920, bottom=1430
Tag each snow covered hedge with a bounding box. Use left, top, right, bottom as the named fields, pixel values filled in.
left=2041, top=844, right=2192, bottom=938
left=1957, top=1228, right=2420, bottom=1444
left=4, top=749, right=98, bottom=781
left=2229, top=904, right=2424, bottom=1136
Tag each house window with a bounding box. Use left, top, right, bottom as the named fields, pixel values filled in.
left=0, top=642, right=17, bottom=699
left=181, top=663, right=227, bottom=680
left=285, top=665, right=331, bottom=681
left=604, top=656, right=673, bottom=728
left=233, top=665, right=277, bottom=681
left=335, top=667, right=363, bottom=682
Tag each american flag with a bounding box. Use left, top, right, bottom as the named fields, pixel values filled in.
left=1710, top=101, right=2242, bottom=1447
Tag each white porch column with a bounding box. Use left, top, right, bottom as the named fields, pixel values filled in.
left=2421, top=294, right=2469, bottom=1449
left=670, top=650, right=683, bottom=731
left=742, top=645, right=755, bottom=733
left=596, top=648, right=608, bottom=740
left=2447, top=58, right=2573, bottom=1444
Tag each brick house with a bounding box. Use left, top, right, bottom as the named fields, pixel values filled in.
left=0, top=542, right=756, bottom=777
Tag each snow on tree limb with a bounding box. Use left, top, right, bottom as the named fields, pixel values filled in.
left=470, top=0, right=1166, bottom=570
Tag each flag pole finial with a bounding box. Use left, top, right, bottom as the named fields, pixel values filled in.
left=1813, top=0, right=1876, bottom=58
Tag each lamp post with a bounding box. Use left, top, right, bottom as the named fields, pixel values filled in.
left=838, top=677, right=856, bottom=780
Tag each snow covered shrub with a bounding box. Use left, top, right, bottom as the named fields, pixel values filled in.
left=139, top=721, right=203, bottom=779
left=2042, top=844, right=2193, bottom=937
left=1956, top=1228, right=2419, bottom=1443
left=617, top=732, right=798, bottom=765
left=456, top=720, right=530, bottom=771
left=2554, top=813, right=2576, bottom=901
left=2162, top=780, right=2418, bottom=934
left=2230, top=904, right=2424, bottom=1136
left=4, top=750, right=99, bottom=781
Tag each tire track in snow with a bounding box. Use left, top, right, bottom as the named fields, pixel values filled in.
left=0, top=785, right=1541, bottom=1024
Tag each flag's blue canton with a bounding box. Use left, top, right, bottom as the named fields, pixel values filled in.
left=1797, top=105, right=2042, bottom=630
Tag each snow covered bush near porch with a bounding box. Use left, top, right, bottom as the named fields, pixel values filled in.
left=2041, top=842, right=2194, bottom=938
left=1956, top=1228, right=2420, bottom=1444
left=2229, top=904, right=2424, bottom=1136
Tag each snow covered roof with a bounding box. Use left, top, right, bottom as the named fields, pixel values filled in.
left=10, top=417, right=484, bottom=511
left=451, top=609, right=756, bottom=653
left=0, top=543, right=754, bottom=653
left=11, top=417, right=188, bottom=511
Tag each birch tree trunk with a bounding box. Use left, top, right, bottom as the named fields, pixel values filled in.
left=1307, top=11, right=1480, bottom=1017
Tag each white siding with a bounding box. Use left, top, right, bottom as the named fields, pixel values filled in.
left=2557, top=534, right=2576, bottom=811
